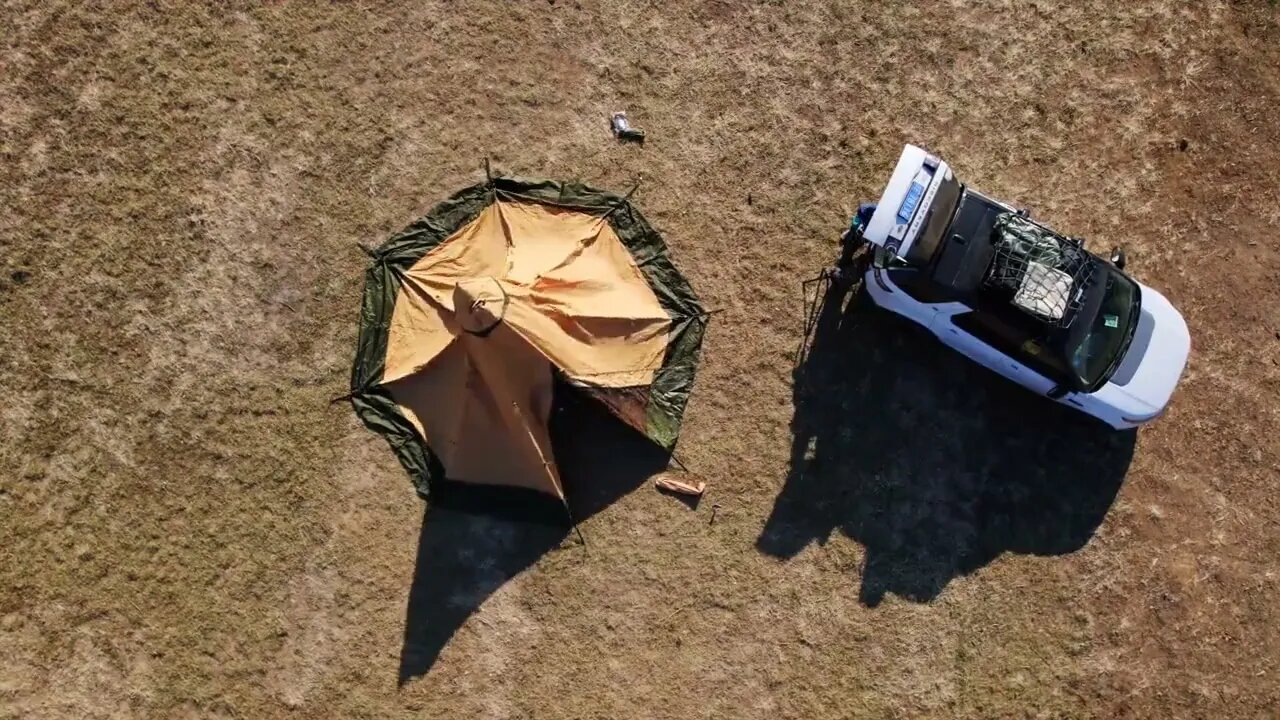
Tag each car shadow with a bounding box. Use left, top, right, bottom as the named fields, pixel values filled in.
left=397, top=387, right=671, bottom=684
left=757, top=278, right=1136, bottom=607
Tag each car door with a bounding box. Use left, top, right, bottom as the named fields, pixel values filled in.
left=933, top=310, right=1058, bottom=394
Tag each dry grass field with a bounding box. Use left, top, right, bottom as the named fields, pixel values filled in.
left=3, top=1, right=1279, bottom=718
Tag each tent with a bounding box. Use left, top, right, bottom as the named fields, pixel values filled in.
left=347, top=175, right=707, bottom=504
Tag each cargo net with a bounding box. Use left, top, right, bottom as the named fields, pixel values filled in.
left=983, top=213, right=1093, bottom=326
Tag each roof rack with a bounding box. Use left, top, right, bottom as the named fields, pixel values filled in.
left=983, top=213, right=1093, bottom=327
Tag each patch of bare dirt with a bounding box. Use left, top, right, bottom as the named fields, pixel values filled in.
left=2, top=1, right=1279, bottom=718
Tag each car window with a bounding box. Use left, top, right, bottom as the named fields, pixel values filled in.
left=950, top=311, right=1070, bottom=383
left=1066, top=268, right=1140, bottom=389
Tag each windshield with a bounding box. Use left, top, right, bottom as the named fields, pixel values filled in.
left=1068, top=266, right=1140, bottom=389
left=904, top=172, right=962, bottom=265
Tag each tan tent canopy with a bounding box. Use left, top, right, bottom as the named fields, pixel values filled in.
left=348, top=176, right=707, bottom=501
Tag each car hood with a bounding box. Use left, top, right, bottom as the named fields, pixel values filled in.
left=1106, top=283, right=1190, bottom=415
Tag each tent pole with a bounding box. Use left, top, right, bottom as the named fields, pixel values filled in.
left=506, top=399, right=584, bottom=550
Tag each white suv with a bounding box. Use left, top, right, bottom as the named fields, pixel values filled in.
left=840, top=144, right=1190, bottom=429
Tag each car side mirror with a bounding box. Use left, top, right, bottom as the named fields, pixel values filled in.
left=1047, top=384, right=1069, bottom=400
left=1110, top=247, right=1127, bottom=270
left=871, top=245, right=889, bottom=269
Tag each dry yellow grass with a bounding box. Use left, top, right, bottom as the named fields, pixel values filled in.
left=2, top=1, right=1279, bottom=718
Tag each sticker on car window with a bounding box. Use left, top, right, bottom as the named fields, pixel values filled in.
left=1103, top=314, right=1119, bottom=328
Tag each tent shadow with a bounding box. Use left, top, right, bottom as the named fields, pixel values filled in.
left=397, top=387, right=670, bottom=684
left=757, top=280, right=1136, bottom=607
